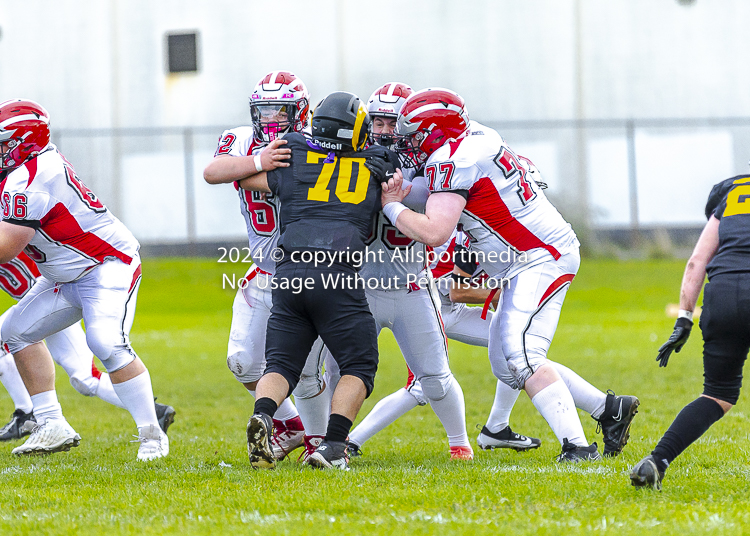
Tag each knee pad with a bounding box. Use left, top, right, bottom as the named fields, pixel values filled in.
left=69, top=375, right=99, bottom=397
left=419, top=373, right=453, bottom=401
left=406, top=381, right=429, bottom=406
left=226, top=351, right=264, bottom=384
left=90, top=336, right=136, bottom=372
left=490, top=354, right=523, bottom=390
left=504, top=347, right=548, bottom=391
left=292, top=372, right=324, bottom=399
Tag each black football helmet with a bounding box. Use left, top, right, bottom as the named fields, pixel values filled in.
left=311, top=92, right=370, bottom=152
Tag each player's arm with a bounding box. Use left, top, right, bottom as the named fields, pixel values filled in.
left=680, top=214, right=720, bottom=312
left=0, top=222, right=35, bottom=263
left=381, top=173, right=465, bottom=247
left=203, top=138, right=290, bottom=184
left=656, top=215, right=720, bottom=367
left=237, top=172, right=271, bottom=193
left=449, top=265, right=498, bottom=306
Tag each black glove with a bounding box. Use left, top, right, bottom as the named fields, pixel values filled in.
left=365, top=155, right=396, bottom=184
left=656, top=317, right=693, bottom=367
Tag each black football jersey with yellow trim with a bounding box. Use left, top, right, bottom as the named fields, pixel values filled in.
left=706, top=175, right=750, bottom=278
left=267, top=133, right=395, bottom=264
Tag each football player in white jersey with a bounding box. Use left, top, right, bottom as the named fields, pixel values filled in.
left=204, top=71, right=332, bottom=461
left=381, top=88, right=639, bottom=461
left=0, top=253, right=175, bottom=441
left=0, top=99, right=168, bottom=460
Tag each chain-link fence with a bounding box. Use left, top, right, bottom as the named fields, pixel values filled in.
left=52, top=118, right=750, bottom=256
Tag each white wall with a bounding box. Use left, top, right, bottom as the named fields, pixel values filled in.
left=0, top=0, right=746, bottom=241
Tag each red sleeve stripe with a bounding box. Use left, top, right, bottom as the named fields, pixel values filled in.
left=39, top=203, right=133, bottom=265
left=466, top=177, right=560, bottom=260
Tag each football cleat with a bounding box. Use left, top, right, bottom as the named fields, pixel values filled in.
left=450, top=445, right=474, bottom=461
left=134, top=424, right=169, bottom=461
left=154, top=399, right=176, bottom=435
left=476, top=425, right=542, bottom=452
left=12, top=419, right=80, bottom=455
left=0, top=409, right=36, bottom=441
left=347, top=441, right=363, bottom=458
left=594, top=391, right=640, bottom=457
left=306, top=440, right=350, bottom=471
left=630, top=455, right=665, bottom=491
left=247, top=413, right=276, bottom=469
left=297, top=435, right=324, bottom=463
left=271, top=417, right=305, bottom=460
left=556, top=438, right=601, bottom=463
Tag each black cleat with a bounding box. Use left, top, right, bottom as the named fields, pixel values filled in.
left=247, top=413, right=276, bottom=469
left=0, top=409, right=36, bottom=441
left=476, top=425, right=541, bottom=451
left=594, top=390, right=640, bottom=457
left=154, top=399, right=176, bottom=435
left=556, top=438, right=602, bottom=463
left=347, top=441, right=363, bottom=458
left=630, top=455, right=664, bottom=490
left=306, top=440, right=350, bottom=471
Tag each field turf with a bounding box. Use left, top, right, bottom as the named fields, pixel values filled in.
left=0, top=258, right=748, bottom=535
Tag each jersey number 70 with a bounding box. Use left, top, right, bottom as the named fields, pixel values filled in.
left=306, top=153, right=370, bottom=205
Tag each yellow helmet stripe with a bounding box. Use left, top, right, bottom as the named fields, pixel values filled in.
left=351, top=102, right=368, bottom=151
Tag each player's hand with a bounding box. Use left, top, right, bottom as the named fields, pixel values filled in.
left=656, top=317, right=693, bottom=367
left=381, top=169, right=410, bottom=205
left=259, top=138, right=291, bottom=170
left=365, top=155, right=396, bottom=184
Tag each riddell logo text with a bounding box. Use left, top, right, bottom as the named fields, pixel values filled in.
left=315, top=140, right=343, bottom=150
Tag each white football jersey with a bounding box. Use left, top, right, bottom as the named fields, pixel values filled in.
left=360, top=170, right=430, bottom=289
left=429, top=229, right=468, bottom=297
left=426, top=121, right=579, bottom=280
left=215, top=127, right=279, bottom=274
left=0, top=145, right=138, bottom=283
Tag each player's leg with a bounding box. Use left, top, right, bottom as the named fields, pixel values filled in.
left=494, top=253, right=597, bottom=462
left=292, top=338, right=331, bottom=460
left=73, top=256, right=166, bottom=461
left=0, top=350, right=35, bottom=440
left=441, top=299, right=540, bottom=451
left=390, top=286, right=472, bottom=460
left=1, top=278, right=83, bottom=455
left=227, top=270, right=302, bottom=456
left=348, top=368, right=425, bottom=455
left=632, top=276, right=748, bottom=489
left=307, top=276, right=379, bottom=469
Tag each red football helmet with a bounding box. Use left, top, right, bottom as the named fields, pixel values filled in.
left=395, top=88, right=470, bottom=168
left=366, top=82, right=413, bottom=148
left=248, top=71, right=310, bottom=143
left=0, top=99, right=51, bottom=171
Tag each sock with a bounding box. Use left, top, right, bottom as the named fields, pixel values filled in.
left=651, top=396, right=726, bottom=472
left=273, top=397, right=299, bottom=422
left=253, top=397, right=278, bottom=418
left=484, top=380, right=521, bottom=433
left=94, top=373, right=126, bottom=409
left=348, top=388, right=420, bottom=448
left=325, top=413, right=352, bottom=443
left=429, top=376, right=470, bottom=447
left=0, top=352, right=33, bottom=413
left=531, top=380, right=587, bottom=446
left=551, top=361, right=607, bottom=418
left=111, top=371, right=159, bottom=429
left=295, top=388, right=333, bottom=437
left=30, top=390, right=64, bottom=424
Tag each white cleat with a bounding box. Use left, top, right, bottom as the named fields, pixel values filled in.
left=134, top=424, right=169, bottom=461
left=11, top=419, right=81, bottom=456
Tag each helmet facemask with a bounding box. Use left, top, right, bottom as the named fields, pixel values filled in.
left=395, top=130, right=428, bottom=169
left=250, top=101, right=306, bottom=143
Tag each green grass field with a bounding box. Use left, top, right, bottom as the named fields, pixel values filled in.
left=1, top=258, right=748, bottom=535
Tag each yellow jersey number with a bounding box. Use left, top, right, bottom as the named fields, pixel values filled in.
left=724, top=178, right=750, bottom=217
left=306, top=153, right=370, bottom=205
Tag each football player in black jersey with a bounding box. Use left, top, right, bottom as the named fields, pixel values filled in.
left=236, top=91, right=398, bottom=470
left=630, top=175, right=750, bottom=490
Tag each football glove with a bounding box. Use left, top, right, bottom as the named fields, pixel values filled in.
left=365, top=155, right=396, bottom=184
left=656, top=317, right=693, bottom=368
